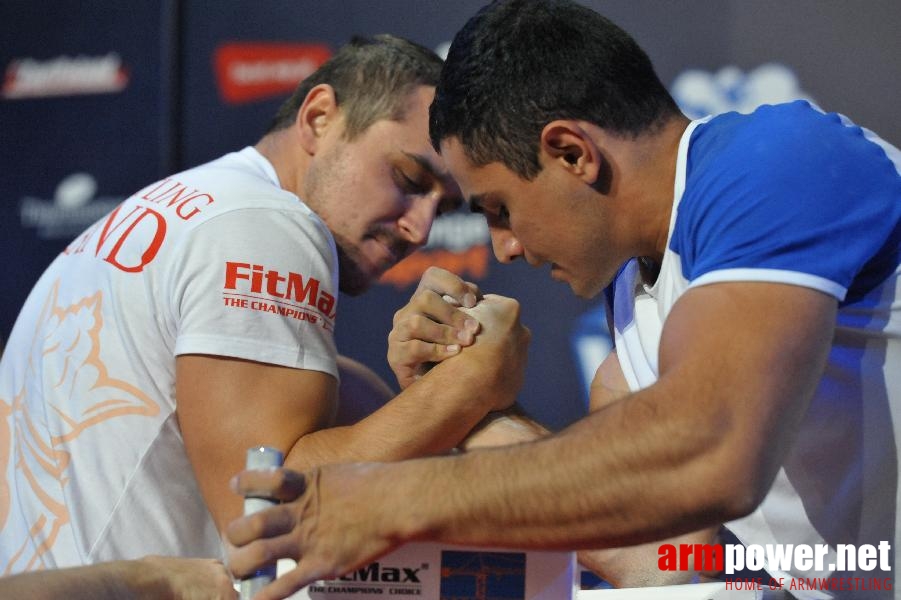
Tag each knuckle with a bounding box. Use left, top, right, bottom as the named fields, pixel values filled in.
left=392, top=306, right=410, bottom=325
left=410, top=339, right=430, bottom=355
left=412, top=288, right=430, bottom=302
left=409, top=314, right=430, bottom=331
left=421, top=342, right=439, bottom=359
left=500, top=296, right=520, bottom=309
left=395, top=318, right=416, bottom=338
left=247, top=512, right=268, bottom=537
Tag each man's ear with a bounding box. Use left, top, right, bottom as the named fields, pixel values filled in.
left=296, top=84, right=340, bottom=155
left=540, top=120, right=601, bottom=184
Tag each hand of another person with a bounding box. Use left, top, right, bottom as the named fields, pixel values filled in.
left=458, top=405, right=550, bottom=451
left=0, top=556, right=237, bottom=600
left=226, top=465, right=398, bottom=600
left=388, top=266, right=482, bottom=389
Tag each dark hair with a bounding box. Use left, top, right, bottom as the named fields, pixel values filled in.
left=267, top=34, right=443, bottom=138
left=430, top=0, right=680, bottom=179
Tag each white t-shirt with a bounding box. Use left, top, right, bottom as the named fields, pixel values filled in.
left=0, top=147, right=339, bottom=571
left=611, top=103, right=900, bottom=598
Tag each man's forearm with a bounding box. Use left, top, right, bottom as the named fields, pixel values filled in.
left=456, top=405, right=720, bottom=588
left=377, top=384, right=750, bottom=552
left=0, top=560, right=164, bottom=600
left=284, top=352, right=515, bottom=472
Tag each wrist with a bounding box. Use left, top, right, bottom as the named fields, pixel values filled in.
left=381, top=457, right=453, bottom=545
left=430, top=350, right=504, bottom=402
left=122, top=557, right=174, bottom=599
left=458, top=341, right=525, bottom=403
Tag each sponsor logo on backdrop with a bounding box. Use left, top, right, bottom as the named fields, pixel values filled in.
left=307, top=559, right=429, bottom=596
left=19, top=173, right=123, bottom=240
left=380, top=212, right=491, bottom=289
left=670, top=63, right=816, bottom=118
left=2, top=53, right=129, bottom=100
left=214, top=42, right=332, bottom=104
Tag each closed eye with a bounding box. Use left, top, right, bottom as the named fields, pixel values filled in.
left=393, top=168, right=430, bottom=195
left=469, top=196, right=509, bottom=226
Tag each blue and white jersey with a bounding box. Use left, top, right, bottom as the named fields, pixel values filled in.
left=610, top=101, right=901, bottom=598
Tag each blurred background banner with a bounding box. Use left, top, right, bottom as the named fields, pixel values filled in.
left=3, top=0, right=899, bottom=430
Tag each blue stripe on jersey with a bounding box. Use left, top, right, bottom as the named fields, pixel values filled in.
left=670, top=100, right=901, bottom=303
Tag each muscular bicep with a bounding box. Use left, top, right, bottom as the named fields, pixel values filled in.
left=658, top=281, right=836, bottom=503
left=588, top=350, right=630, bottom=413
left=176, top=354, right=337, bottom=532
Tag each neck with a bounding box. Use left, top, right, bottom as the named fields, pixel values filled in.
left=608, top=114, right=690, bottom=265
left=254, top=129, right=311, bottom=198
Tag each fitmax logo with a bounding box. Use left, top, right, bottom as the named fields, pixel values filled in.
left=338, top=562, right=422, bottom=583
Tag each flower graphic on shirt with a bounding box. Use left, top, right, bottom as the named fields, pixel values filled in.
left=0, top=398, right=11, bottom=541
left=1, top=280, right=159, bottom=573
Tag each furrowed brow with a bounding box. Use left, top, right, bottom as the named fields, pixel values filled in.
left=402, top=151, right=444, bottom=181
left=403, top=151, right=464, bottom=212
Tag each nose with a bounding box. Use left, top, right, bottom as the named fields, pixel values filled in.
left=397, top=197, right=438, bottom=248
left=489, top=228, right=523, bottom=263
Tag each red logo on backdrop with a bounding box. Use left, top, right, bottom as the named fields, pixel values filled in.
left=214, top=42, right=332, bottom=104
left=380, top=246, right=490, bottom=290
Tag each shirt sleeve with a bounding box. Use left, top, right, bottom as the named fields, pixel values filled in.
left=167, top=206, right=339, bottom=379
left=673, top=103, right=901, bottom=302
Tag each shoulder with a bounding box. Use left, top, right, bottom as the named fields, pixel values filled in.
left=669, top=102, right=900, bottom=292
left=180, top=149, right=299, bottom=206
left=167, top=150, right=333, bottom=249
left=689, top=101, right=899, bottom=181
left=678, top=100, right=900, bottom=228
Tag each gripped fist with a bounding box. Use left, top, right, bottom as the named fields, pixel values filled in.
left=457, top=294, right=531, bottom=411
left=388, top=267, right=482, bottom=389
